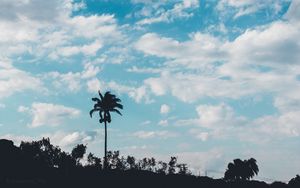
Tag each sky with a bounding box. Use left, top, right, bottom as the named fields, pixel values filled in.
left=0, top=0, right=300, bottom=182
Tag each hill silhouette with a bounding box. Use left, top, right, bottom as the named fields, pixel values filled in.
left=0, top=138, right=299, bottom=188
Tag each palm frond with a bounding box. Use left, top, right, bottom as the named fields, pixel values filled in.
left=98, top=90, right=104, bottom=100
left=94, top=104, right=101, bottom=109
left=104, top=91, right=111, bottom=97
left=114, top=103, right=123, bottom=109
left=92, top=97, right=101, bottom=103
left=112, top=98, right=121, bottom=103
left=89, top=109, right=100, bottom=118
left=111, top=109, right=122, bottom=116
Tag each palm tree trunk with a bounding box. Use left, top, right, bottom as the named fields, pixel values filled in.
left=104, top=120, right=107, bottom=170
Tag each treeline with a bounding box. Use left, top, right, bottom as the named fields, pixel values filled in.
left=0, top=138, right=299, bottom=188
left=3, top=137, right=191, bottom=175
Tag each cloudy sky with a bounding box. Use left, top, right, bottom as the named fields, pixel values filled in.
left=0, top=0, right=300, bottom=182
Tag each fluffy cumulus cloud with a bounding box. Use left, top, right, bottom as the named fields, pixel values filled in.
left=177, top=101, right=300, bottom=143
left=46, top=63, right=101, bottom=93
left=136, top=1, right=300, bottom=107
left=0, top=0, right=122, bottom=58
left=135, top=32, right=227, bottom=68
left=87, top=78, right=152, bottom=103
left=18, top=102, right=81, bottom=128
left=0, top=0, right=124, bottom=99
left=176, top=103, right=247, bottom=141
left=0, top=58, right=44, bottom=98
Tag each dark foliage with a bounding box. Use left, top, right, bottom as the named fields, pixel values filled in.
left=224, top=158, right=259, bottom=181
left=288, top=175, right=300, bottom=188
left=0, top=138, right=298, bottom=188
left=71, top=144, right=87, bottom=166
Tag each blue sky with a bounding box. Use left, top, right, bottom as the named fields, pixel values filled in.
left=0, top=0, right=300, bottom=182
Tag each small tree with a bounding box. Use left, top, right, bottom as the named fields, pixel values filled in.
left=126, top=156, right=137, bottom=170
left=87, top=152, right=102, bottom=169
left=71, top=144, right=87, bottom=166
left=156, top=161, right=168, bottom=174
left=177, top=163, right=191, bottom=175
left=106, top=151, right=126, bottom=170
left=168, top=156, right=178, bottom=174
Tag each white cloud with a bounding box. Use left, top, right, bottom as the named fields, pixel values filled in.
left=87, top=78, right=102, bottom=93
left=160, top=104, right=170, bottom=114
left=177, top=101, right=300, bottom=143
left=58, top=40, right=102, bottom=57
left=217, top=0, right=286, bottom=19
left=285, top=0, right=300, bottom=22
left=158, top=120, right=169, bottom=127
left=18, top=106, right=30, bottom=113
left=126, top=66, right=162, bottom=74
left=137, top=0, right=199, bottom=25
left=81, top=63, right=101, bottom=79
left=254, top=110, right=300, bottom=137
left=176, top=103, right=247, bottom=140
left=133, top=130, right=178, bottom=139
left=0, top=0, right=123, bottom=59
left=194, top=103, right=241, bottom=128
left=135, top=32, right=226, bottom=68
left=189, top=129, right=209, bottom=141
left=228, top=21, right=300, bottom=66
left=49, top=72, right=82, bottom=92
left=0, top=58, right=44, bottom=98
left=135, top=3, right=300, bottom=104
left=140, top=120, right=151, bottom=126
left=144, top=71, right=264, bottom=102
left=88, top=79, right=152, bottom=103
left=0, top=134, right=35, bottom=146
left=19, top=102, right=81, bottom=128
left=42, top=130, right=99, bottom=149
left=0, top=129, right=100, bottom=151
left=46, top=63, right=101, bottom=93
left=175, top=149, right=225, bottom=176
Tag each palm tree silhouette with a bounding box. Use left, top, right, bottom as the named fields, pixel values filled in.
left=224, top=158, right=259, bottom=181
left=90, top=91, right=123, bottom=169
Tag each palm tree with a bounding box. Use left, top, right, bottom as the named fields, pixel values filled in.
left=224, top=158, right=259, bottom=181
left=90, top=91, right=123, bottom=169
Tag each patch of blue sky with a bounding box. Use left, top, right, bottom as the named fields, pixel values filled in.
left=225, top=94, right=278, bottom=119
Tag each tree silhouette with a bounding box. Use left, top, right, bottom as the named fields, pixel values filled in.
left=156, top=161, right=168, bottom=174
left=90, top=91, right=123, bottom=169
left=1, top=138, right=297, bottom=188
left=168, top=156, right=178, bottom=174
left=87, top=152, right=102, bottom=169
left=224, top=158, right=259, bottom=181
left=126, top=156, right=137, bottom=170
left=71, top=144, right=87, bottom=166
left=289, top=174, right=300, bottom=188
left=177, top=163, right=191, bottom=175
